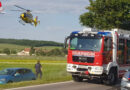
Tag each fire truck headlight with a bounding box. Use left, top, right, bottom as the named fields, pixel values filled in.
left=94, top=66, right=103, bottom=70
left=89, top=66, right=103, bottom=75
left=67, top=64, right=77, bottom=72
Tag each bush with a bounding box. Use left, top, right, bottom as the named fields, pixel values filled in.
left=10, top=49, right=17, bottom=54
left=3, top=48, right=10, bottom=55
left=35, top=48, right=67, bottom=56
left=0, top=50, right=2, bottom=53
left=35, top=49, right=46, bottom=56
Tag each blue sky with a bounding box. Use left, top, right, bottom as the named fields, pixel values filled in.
left=0, top=0, right=89, bottom=43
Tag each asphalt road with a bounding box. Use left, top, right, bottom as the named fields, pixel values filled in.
left=5, top=80, right=120, bottom=90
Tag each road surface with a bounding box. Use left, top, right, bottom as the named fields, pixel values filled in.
left=5, top=80, right=120, bottom=90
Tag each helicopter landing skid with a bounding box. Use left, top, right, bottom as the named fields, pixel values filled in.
left=30, top=23, right=34, bottom=26
left=19, top=20, right=25, bottom=25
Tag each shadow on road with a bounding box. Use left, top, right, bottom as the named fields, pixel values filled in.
left=81, top=79, right=121, bottom=90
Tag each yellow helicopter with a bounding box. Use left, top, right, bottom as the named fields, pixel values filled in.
left=14, top=5, right=40, bottom=27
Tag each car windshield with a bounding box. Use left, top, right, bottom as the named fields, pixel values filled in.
left=0, top=69, right=14, bottom=75
left=70, top=36, right=102, bottom=51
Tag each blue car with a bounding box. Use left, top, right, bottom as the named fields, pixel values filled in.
left=0, top=68, right=36, bottom=84
left=121, top=69, right=130, bottom=90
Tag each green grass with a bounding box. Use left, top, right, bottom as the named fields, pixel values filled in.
left=0, top=56, right=71, bottom=90
left=38, top=46, right=62, bottom=50
left=0, top=43, right=28, bottom=51
left=0, top=55, right=66, bottom=61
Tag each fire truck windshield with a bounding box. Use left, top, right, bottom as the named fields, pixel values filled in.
left=70, top=36, right=102, bottom=51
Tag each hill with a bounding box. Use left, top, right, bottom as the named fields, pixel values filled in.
left=0, top=43, right=29, bottom=51
left=0, top=43, right=63, bottom=52
left=0, top=38, right=63, bottom=47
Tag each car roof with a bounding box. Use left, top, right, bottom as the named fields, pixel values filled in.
left=5, top=68, right=30, bottom=71
left=124, top=71, right=130, bottom=77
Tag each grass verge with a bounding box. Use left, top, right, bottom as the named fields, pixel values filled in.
left=0, top=56, right=71, bottom=90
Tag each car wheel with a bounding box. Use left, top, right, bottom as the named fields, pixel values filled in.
left=105, top=69, right=117, bottom=85
left=32, top=78, right=36, bottom=80
left=7, top=80, right=13, bottom=83
left=72, top=75, right=83, bottom=82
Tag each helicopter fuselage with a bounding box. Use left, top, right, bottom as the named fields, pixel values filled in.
left=20, top=12, right=33, bottom=23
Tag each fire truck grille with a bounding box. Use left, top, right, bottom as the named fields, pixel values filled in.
left=72, top=56, right=94, bottom=63
left=77, top=68, right=87, bottom=71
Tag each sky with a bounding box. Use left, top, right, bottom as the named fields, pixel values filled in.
left=0, top=0, right=90, bottom=43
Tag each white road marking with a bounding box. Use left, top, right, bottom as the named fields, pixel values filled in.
left=0, top=62, right=66, bottom=65
left=5, top=81, right=73, bottom=90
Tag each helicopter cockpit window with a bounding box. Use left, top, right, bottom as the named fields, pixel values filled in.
left=24, top=13, right=26, bottom=17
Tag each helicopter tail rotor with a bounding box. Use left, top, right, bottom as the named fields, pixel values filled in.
left=34, top=16, right=40, bottom=27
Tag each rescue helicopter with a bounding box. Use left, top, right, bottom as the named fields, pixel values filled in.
left=14, top=5, right=40, bottom=27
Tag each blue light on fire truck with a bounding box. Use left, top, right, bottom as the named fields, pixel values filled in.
left=71, top=31, right=80, bottom=35
left=97, top=32, right=111, bottom=36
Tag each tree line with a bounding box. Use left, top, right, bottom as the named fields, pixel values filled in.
left=0, top=48, right=17, bottom=55
left=0, top=38, right=63, bottom=47
left=0, top=47, right=67, bottom=56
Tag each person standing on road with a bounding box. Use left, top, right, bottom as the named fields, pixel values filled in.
left=35, top=60, right=42, bottom=79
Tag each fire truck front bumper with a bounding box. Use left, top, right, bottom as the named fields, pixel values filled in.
left=67, top=64, right=103, bottom=76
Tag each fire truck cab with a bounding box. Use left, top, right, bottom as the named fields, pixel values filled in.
left=64, top=28, right=130, bottom=85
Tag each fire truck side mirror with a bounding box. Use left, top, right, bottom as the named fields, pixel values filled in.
left=64, top=36, right=69, bottom=48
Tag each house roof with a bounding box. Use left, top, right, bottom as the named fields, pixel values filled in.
left=24, top=48, right=30, bottom=52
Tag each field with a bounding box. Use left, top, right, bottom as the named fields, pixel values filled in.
left=0, top=43, right=62, bottom=51
left=0, top=43, right=28, bottom=51
left=0, top=56, right=71, bottom=90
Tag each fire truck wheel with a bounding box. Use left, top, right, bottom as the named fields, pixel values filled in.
left=72, top=75, right=83, bottom=82
left=106, top=69, right=117, bottom=85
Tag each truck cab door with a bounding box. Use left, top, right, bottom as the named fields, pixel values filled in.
left=103, top=38, right=112, bottom=64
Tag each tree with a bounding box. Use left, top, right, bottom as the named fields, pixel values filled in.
left=3, top=48, right=10, bottom=55
left=35, top=49, right=46, bottom=56
left=80, top=0, right=130, bottom=30
left=47, top=48, right=63, bottom=56
left=61, top=48, right=68, bottom=55
left=29, top=46, right=35, bottom=56
left=0, top=50, right=2, bottom=53
left=10, top=49, right=17, bottom=54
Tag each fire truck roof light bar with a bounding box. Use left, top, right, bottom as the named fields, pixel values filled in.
left=71, top=31, right=113, bottom=37
left=97, top=32, right=111, bottom=36
left=71, top=31, right=80, bottom=35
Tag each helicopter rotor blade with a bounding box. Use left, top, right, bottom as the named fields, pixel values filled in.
left=14, top=5, right=26, bottom=10
left=14, top=5, right=31, bottom=12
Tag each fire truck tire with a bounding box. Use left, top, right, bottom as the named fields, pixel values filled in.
left=72, top=75, right=83, bottom=82
left=106, top=69, right=117, bottom=85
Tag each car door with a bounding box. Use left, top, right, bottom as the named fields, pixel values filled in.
left=13, top=69, right=23, bottom=82
left=22, top=69, right=33, bottom=81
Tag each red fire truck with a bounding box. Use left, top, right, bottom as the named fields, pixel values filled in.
left=64, top=28, right=130, bottom=85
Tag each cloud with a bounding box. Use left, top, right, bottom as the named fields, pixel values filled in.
left=7, top=0, right=89, bottom=14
